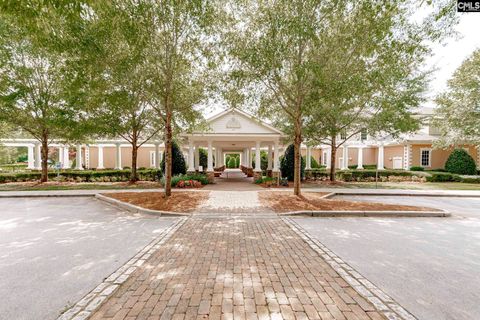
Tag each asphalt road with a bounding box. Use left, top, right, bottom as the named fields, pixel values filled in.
left=0, top=197, right=177, bottom=320
left=294, top=196, right=480, bottom=320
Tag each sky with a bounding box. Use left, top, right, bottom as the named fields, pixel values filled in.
left=425, top=13, right=480, bottom=107
left=205, top=10, right=480, bottom=118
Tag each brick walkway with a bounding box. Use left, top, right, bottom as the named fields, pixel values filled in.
left=90, top=218, right=384, bottom=320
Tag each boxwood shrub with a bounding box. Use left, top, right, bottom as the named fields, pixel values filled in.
left=426, top=172, right=462, bottom=182
left=409, top=166, right=424, bottom=171
left=0, top=169, right=162, bottom=183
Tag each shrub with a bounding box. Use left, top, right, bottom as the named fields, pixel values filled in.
left=199, top=148, right=208, bottom=169
left=445, top=149, right=477, bottom=175
left=235, top=156, right=240, bottom=167
left=426, top=172, right=462, bottom=182
left=0, top=169, right=162, bottom=183
left=280, top=144, right=305, bottom=181
left=161, top=141, right=187, bottom=175
left=410, top=166, right=424, bottom=171
left=225, top=155, right=231, bottom=166
left=310, top=156, right=320, bottom=168
left=169, top=173, right=209, bottom=187
left=461, top=177, right=480, bottom=184
left=227, top=157, right=236, bottom=168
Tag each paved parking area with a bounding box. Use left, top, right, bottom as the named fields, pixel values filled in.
left=294, top=196, right=480, bottom=320
left=0, top=197, right=177, bottom=320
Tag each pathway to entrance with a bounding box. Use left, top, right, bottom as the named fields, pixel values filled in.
left=203, top=169, right=260, bottom=191
left=90, top=217, right=386, bottom=320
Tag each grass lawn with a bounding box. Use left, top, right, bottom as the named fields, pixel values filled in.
left=302, top=181, right=480, bottom=190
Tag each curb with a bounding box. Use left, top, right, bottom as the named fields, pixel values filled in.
left=283, top=217, right=417, bottom=320
left=328, top=191, right=480, bottom=198
left=56, top=217, right=188, bottom=320
left=95, top=194, right=191, bottom=217
left=0, top=193, right=95, bottom=198
left=279, top=209, right=450, bottom=218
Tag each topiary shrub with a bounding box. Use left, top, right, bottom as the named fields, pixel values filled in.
left=199, top=148, right=208, bottom=169
left=161, top=141, right=187, bottom=176
left=445, top=149, right=477, bottom=175
left=280, top=144, right=305, bottom=181
left=227, top=156, right=237, bottom=168
left=235, top=156, right=240, bottom=167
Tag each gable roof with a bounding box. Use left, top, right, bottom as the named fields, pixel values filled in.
left=201, top=108, right=285, bottom=135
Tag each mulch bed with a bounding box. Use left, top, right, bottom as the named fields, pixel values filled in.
left=258, top=191, right=437, bottom=212
left=105, top=191, right=209, bottom=212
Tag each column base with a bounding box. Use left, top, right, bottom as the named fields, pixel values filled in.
left=356, top=166, right=364, bottom=170
left=253, top=171, right=262, bottom=182
left=206, top=171, right=215, bottom=184
left=272, top=170, right=280, bottom=186
left=187, top=170, right=196, bottom=175
left=377, top=167, right=385, bottom=170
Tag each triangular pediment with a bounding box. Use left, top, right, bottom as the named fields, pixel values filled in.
left=205, top=108, right=283, bottom=135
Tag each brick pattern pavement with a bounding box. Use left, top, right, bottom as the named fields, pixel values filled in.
left=90, top=217, right=385, bottom=320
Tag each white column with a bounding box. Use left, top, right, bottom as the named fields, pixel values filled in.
left=341, top=145, right=349, bottom=170
left=62, top=147, right=70, bottom=169
left=34, top=143, right=41, bottom=170
left=267, top=145, right=272, bottom=170
left=27, top=145, right=35, bottom=169
left=188, top=140, right=195, bottom=172
left=207, top=141, right=213, bottom=171
left=154, top=143, right=160, bottom=169
left=306, top=146, right=312, bottom=170
left=58, top=146, right=63, bottom=165
left=273, top=141, right=280, bottom=171
left=218, top=147, right=223, bottom=166
left=377, top=144, right=385, bottom=170
left=250, top=148, right=254, bottom=167
left=75, top=144, right=83, bottom=170
left=97, top=145, right=105, bottom=169
left=357, top=147, right=364, bottom=169
left=254, top=141, right=261, bottom=171
left=114, top=143, right=122, bottom=170
left=326, top=147, right=331, bottom=169
left=195, top=146, right=200, bottom=170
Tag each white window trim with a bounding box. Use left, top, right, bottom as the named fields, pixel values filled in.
left=149, top=151, right=156, bottom=168
left=322, top=151, right=328, bottom=165
left=420, top=148, right=432, bottom=167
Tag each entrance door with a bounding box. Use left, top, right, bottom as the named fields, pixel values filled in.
left=392, top=157, right=403, bottom=169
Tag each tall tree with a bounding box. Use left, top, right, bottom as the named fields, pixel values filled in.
left=0, top=2, right=87, bottom=182
left=144, top=0, right=218, bottom=197
left=227, top=0, right=325, bottom=196
left=228, top=0, right=456, bottom=191
left=433, top=49, right=480, bottom=146
left=303, top=1, right=431, bottom=180
left=81, top=1, right=163, bottom=182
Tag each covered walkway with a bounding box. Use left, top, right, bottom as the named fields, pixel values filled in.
left=203, top=169, right=261, bottom=191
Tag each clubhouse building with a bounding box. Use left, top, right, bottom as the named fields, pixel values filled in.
left=2, top=108, right=479, bottom=175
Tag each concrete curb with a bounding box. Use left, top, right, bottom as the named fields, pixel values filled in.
left=95, top=194, right=191, bottom=217
left=283, top=217, right=417, bottom=320
left=0, top=193, right=95, bottom=198
left=279, top=209, right=450, bottom=218
left=331, top=191, right=480, bottom=198
left=56, top=217, right=188, bottom=320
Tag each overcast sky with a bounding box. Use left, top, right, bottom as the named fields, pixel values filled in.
left=425, top=13, right=480, bottom=107
left=205, top=11, right=480, bottom=118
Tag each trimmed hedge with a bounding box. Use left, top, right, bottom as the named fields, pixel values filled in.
left=445, top=149, right=477, bottom=175
left=410, top=166, right=424, bottom=171
left=0, top=169, right=162, bottom=183
left=426, top=172, right=462, bottom=182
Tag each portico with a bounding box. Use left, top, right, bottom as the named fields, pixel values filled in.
left=180, top=108, right=286, bottom=183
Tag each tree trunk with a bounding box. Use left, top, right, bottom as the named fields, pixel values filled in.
left=293, top=120, right=302, bottom=196
left=164, top=110, right=173, bottom=197
left=329, top=136, right=337, bottom=181
left=40, top=134, right=49, bottom=183
left=130, top=142, right=139, bottom=183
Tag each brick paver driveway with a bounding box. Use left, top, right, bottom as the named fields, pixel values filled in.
left=90, top=217, right=385, bottom=320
